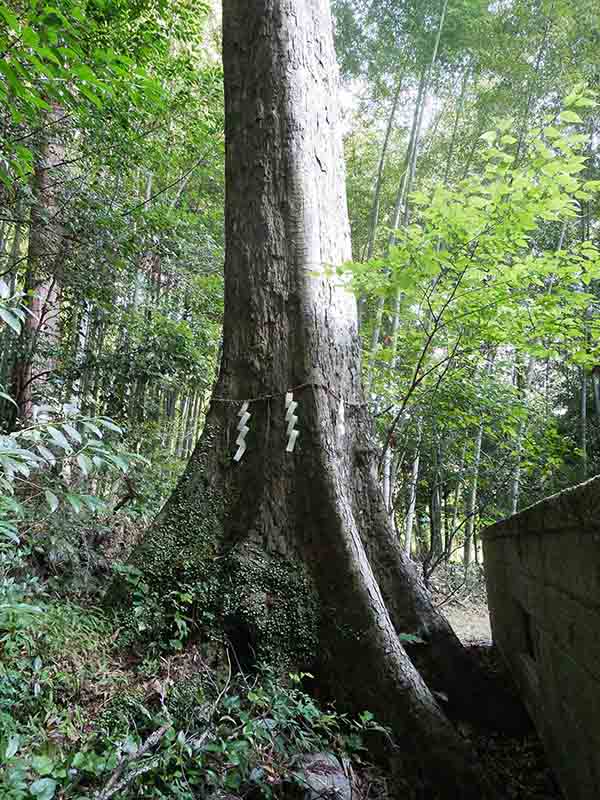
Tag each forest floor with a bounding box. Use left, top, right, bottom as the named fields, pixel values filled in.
left=431, top=562, right=493, bottom=643
left=442, top=599, right=492, bottom=643
left=2, top=555, right=565, bottom=799
left=429, top=565, right=563, bottom=799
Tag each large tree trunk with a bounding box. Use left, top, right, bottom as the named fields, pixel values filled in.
left=111, top=2, right=524, bottom=795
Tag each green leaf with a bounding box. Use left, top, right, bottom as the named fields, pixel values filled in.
left=76, top=453, right=93, bottom=476
left=107, top=453, right=129, bottom=473
left=5, top=734, right=20, bottom=759
left=46, top=426, right=71, bottom=451
left=45, top=490, right=59, bottom=513
left=66, top=493, right=83, bottom=514
left=399, top=632, right=426, bottom=644
left=30, top=778, right=57, bottom=800
left=81, top=421, right=103, bottom=438
left=37, top=445, right=56, bottom=465
left=81, top=495, right=106, bottom=512
left=97, top=418, right=122, bottom=433
left=564, top=90, right=578, bottom=107
left=0, top=307, right=22, bottom=334
left=22, top=27, right=40, bottom=47
left=36, top=46, right=61, bottom=65
left=497, top=117, right=513, bottom=133
left=480, top=130, right=497, bottom=145
left=32, top=754, right=54, bottom=775
left=0, top=61, right=20, bottom=93
left=79, top=85, right=103, bottom=108
left=559, top=110, right=582, bottom=124
left=0, top=6, right=19, bottom=29
left=0, top=523, right=20, bottom=544
left=72, top=64, right=97, bottom=82
left=0, top=390, right=17, bottom=408
left=62, top=423, right=82, bottom=444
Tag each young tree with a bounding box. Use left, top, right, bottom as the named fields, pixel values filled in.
left=113, top=1, right=520, bottom=794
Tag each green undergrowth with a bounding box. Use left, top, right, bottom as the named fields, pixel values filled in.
left=0, top=436, right=375, bottom=800
left=1, top=585, right=386, bottom=800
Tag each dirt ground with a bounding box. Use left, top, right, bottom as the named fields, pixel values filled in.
left=441, top=601, right=492, bottom=643
left=435, top=594, right=563, bottom=798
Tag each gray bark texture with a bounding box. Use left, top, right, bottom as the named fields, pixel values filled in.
left=110, top=2, right=525, bottom=795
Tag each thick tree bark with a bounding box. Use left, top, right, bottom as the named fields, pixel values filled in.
left=111, top=2, right=525, bottom=795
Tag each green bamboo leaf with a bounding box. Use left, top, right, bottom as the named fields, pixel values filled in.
left=62, top=423, right=82, bottom=444
left=37, top=444, right=56, bottom=466
left=81, top=494, right=105, bottom=512
left=65, top=493, right=82, bottom=514
left=79, top=84, right=103, bottom=108
left=0, top=390, right=17, bottom=408
left=76, top=453, right=93, bottom=476
left=0, top=307, right=22, bottom=334
left=81, top=421, right=103, bottom=438
left=46, top=426, right=71, bottom=451
left=97, top=418, right=123, bottom=433
left=0, top=6, right=19, bottom=29
left=22, top=27, right=40, bottom=47
left=106, top=453, right=129, bottom=473
left=0, top=524, right=20, bottom=544
left=44, top=490, right=59, bottom=513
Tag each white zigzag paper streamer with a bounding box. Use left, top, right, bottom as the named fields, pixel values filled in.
left=234, top=400, right=250, bottom=462
left=285, top=392, right=299, bottom=452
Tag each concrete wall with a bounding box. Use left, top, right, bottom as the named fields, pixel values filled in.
left=482, top=476, right=600, bottom=800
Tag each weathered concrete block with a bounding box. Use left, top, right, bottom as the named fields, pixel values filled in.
left=482, top=476, right=600, bottom=800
